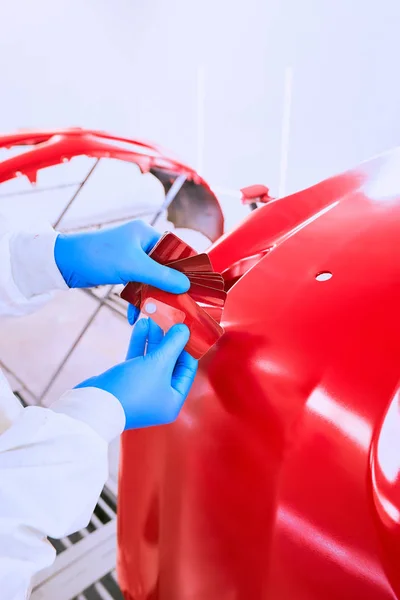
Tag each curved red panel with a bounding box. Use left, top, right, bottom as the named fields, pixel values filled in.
left=0, top=127, right=223, bottom=239
left=0, top=128, right=210, bottom=188
left=118, top=148, right=400, bottom=599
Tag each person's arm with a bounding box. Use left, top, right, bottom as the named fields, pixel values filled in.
left=0, top=319, right=196, bottom=600
left=0, top=217, right=196, bottom=598
left=0, top=219, right=67, bottom=317
left=0, top=218, right=191, bottom=318
left=0, top=379, right=125, bottom=600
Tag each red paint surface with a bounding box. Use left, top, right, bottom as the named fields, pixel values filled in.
left=118, top=148, right=400, bottom=599
left=0, top=128, right=224, bottom=245
left=0, top=128, right=209, bottom=186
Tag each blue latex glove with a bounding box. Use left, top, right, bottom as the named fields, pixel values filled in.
left=76, top=319, right=198, bottom=429
left=54, top=220, right=189, bottom=293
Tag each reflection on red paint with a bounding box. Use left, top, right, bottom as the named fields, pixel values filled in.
left=277, top=506, right=390, bottom=593
left=307, top=388, right=371, bottom=451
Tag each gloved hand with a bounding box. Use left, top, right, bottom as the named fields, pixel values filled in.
left=75, top=319, right=198, bottom=429
left=54, top=220, right=189, bottom=293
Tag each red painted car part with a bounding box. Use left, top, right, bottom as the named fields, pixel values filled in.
left=240, top=183, right=274, bottom=204
left=0, top=128, right=208, bottom=186
left=220, top=248, right=272, bottom=289
left=0, top=127, right=224, bottom=243
left=118, top=149, right=400, bottom=600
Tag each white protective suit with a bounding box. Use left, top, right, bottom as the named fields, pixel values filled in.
left=0, top=221, right=126, bottom=600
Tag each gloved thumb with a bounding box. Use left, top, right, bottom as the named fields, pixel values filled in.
left=149, top=323, right=190, bottom=366
left=136, top=253, right=190, bottom=294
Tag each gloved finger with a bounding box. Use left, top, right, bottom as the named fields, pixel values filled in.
left=171, top=350, right=198, bottom=399
left=146, top=318, right=164, bottom=354
left=127, top=304, right=140, bottom=326
left=149, top=323, right=190, bottom=368
left=134, top=252, right=190, bottom=294
left=135, top=221, right=162, bottom=253
left=126, top=318, right=149, bottom=359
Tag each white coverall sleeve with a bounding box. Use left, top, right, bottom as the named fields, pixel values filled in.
left=0, top=386, right=125, bottom=600
left=0, top=221, right=126, bottom=599
left=0, top=221, right=68, bottom=316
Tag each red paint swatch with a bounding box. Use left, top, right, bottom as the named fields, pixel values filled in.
left=120, top=231, right=227, bottom=359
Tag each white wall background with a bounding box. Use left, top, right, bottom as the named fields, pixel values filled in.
left=0, top=0, right=400, bottom=224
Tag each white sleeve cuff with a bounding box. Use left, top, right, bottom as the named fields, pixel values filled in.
left=50, top=387, right=126, bottom=443
left=10, top=227, right=68, bottom=298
